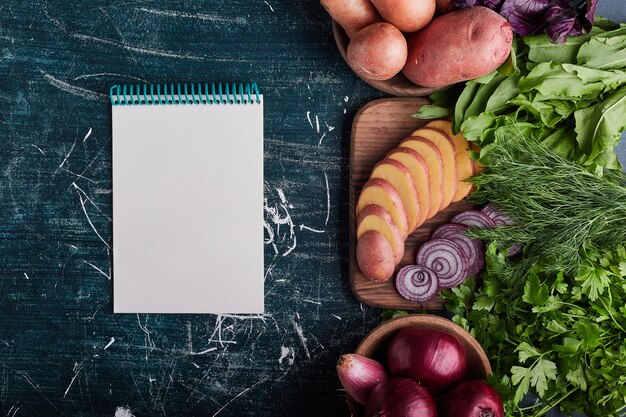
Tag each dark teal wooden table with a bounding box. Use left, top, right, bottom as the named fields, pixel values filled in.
left=1, top=2, right=625, bottom=417
left=0, top=1, right=384, bottom=416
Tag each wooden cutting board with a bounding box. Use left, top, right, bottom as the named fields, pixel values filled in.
left=349, top=98, right=475, bottom=310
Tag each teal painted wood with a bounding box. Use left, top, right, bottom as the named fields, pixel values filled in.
left=0, top=1, right=385, bottom=416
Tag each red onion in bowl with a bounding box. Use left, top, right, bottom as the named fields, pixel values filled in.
left=387, top=328, right=468, bottom=393
left=416, top=239, right=469, bottom=288
left=337, top=354, right=387, bottom=405
left=432, top=223, right=485, bottom=276
left=365, top=378, right=436, bottom=417
left=439, top=380, right=504, bottom=417
left=451, top=210, right=496, bottom=229
left=395, top=265, right=439, bottom=302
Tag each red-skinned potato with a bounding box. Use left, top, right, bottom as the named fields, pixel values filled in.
left=347, top=23, right=407, bottom=81
left=356, top=230, right=396, bottom=282
left=321, top=0, right=381, bottom=38
left=370, top=0, right=435, bottom=33
left=435, top=0, right=457, bottom=14
left=403, top=7, right=513, bottom=88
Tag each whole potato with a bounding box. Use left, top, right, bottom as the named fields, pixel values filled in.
left=435, top=0, right=456, bottom=14
left=403, top=7, right=512, bottom=88
left=347, top=23, right=407, bottom=81
left=321, top=0, right=381, bottom=38
left=371, top=0, right=435, bottom=32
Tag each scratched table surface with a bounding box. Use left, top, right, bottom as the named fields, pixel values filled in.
left=1, top=2, right=625, bottom=417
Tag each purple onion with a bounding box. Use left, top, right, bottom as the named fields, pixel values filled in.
left=395, top=265, right=440, bottom=303
left=365, top=378, right=437, bottom=417
left=432, top=223, right=485, bottom=276
left=416, top=239, right=469, bottom=289
left=451, top=210, right=496, bottom=229
left=481, top=204, right=513, bottom=226
left=481, top=205, right=523, bottom=256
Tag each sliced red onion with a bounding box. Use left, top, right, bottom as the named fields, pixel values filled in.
left=416, top=239, right=469, bottom=288
left=507, top=244, right=523, bottom=257
left=395, top=265, right=439, bottom=302
left=480, top=203, right=499, bottom=218
left=481, top=205, right=523, bottom=256
left=451, top=210, right=496, bottom=229
left=481, top=204, right=513, bottom=226
left=432, top=223, right=485, bottom=276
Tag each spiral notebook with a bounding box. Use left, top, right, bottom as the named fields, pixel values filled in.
left=110, top=83, right=264, bottom=314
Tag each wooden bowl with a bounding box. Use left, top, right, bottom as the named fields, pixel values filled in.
left=347, top=314, right=492, bottom=416
left=332, top=20, right=441, bottom=97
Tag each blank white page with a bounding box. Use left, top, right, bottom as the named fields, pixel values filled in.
left=112, top=97, right=264, bottom=314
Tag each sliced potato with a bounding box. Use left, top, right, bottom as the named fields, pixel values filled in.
left=356, top=178, right=409, bottom=236
left=425, top=120, right=473, bottom=202
left=370, top=159, right=420, bottom=232
left=411, top=127, right=458, bottom=210
left=398, top=137, right=444, bottom=219
left=386, top=148, right=430, bottom=228
left=357, top=204, right=405, bottom=264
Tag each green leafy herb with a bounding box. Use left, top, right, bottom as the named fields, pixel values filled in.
left=466, top=136, right=626, bottom=287
left=443, top=244, right=626, bottom=417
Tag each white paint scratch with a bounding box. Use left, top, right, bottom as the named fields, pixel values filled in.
left=325, top=122, right=335, bottom=132
left=104, top=337, right=115, bottom=350
left=332, top=314, right=342, bottom=320
left=344, top=96, right=349, bottom=102
left=74, top=72, right=149, bottom=83
left=137, top=7, right=247, bottom=24
left=76, top=191, right=110, bottom=248
left=23, top=272, right=29, bottom=280
left=63, top=362, right=83, bottom=398
left=73, top=33, right=205, bottom=61
left=299, top=225, right=324, bottom=233
left=190, top=347, right=217, bottom=355
left=114, top=407, right=136, bottom=417
left=83, top=260, right=111, bottom=280
left=72, top=183, right=111, bottom=221
left=306, top=111, right=313, bottom=129
left=278, top=346, right=295, bottom=366
left=302, top=299, right=321, bottom=305
left=264, top=186, right=297, bottom=257
left=290, top=315, right=310, bottom=360
left=39, top=70, right=106, bottom=100
left=58, top=138, right=78, bottom=170
left=324, top=172, right=330, bottom=227
left=7, top=405, right=21, bottom=417
left=315, top=115, right=320, bottom=133
left=29, top=144, right=45, bottom=154
left=83, top=127, right=92, bottom=143
left=317, top=132, right=327, bottom=147
left=210, top=379, right=266, bottom=417
left=263, top=1, right=275, bottom=12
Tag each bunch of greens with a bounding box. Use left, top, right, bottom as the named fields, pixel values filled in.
left=465, top=136, right=626, bottom=288
left=415, top=20, right=626, bottom=173
left=444, top=243, right=626, bottom=417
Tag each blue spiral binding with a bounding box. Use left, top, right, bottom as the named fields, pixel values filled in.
left=109, top=82, right=261, bottom=106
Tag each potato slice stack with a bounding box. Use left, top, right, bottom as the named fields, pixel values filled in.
left=356, top=120, right=478, bottom=282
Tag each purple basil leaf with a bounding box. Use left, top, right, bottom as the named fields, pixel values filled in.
left=500, top=0, right=549, bottom=36
left=583, top=0, right=598, bottom=31
left=546, top=14, right=577, bottom=43
left=454, top=0, right=502, bottom=9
